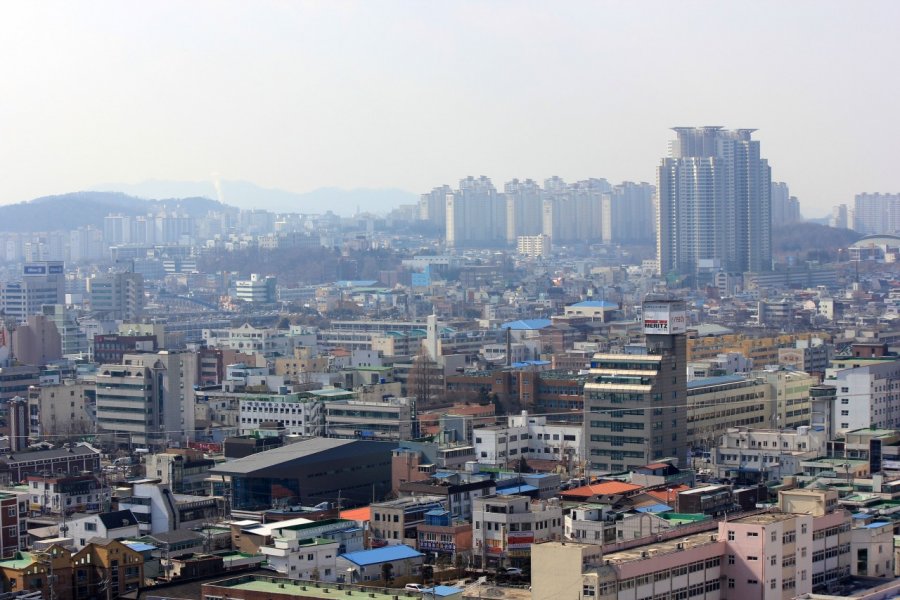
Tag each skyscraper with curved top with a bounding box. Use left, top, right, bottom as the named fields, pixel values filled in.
left=656, top=127, right=772, bottom=284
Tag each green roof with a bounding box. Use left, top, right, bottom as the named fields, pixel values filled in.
left=213, top=578, right=402, bottom=600
left=0, top=552, right=35, bottom=570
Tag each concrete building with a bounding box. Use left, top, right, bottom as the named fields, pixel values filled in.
left=446, top=176, right=505, bottom=249
left=853, top=192, right=900, bottom=235
left=10, top=313, right=61, bottom=366
left=235, top=274, right=277, bottom=304
left=473, top=411, right=583, bottom=467
left=41, top=304, right=88, bottom=358
left=472, top=494, right=562, bottom=569
left=826, top=358, right=900, bottom=434
left=324, top=396, right=415, bottom=441
left=711, top=426, right=826, bottom=483
left=370, top=496, right=445, bottom=547
left=27, top=380, right=94, bottom=439
left=754, top=368, right=815, bottom=430
left=584, top=300, right=688, bottom=472
left=24, top=474, right=106, bottom=515
left=686, top=375, right=770, bottom=451
left=238, top=392, right=324, bottom=437
left=95, top=351, right=198, bottom=448
left=656, top=127, right=771, bottom=281
left=259, top=536, right=340, bottom=581
left=86, top=271, right=144, bottom=320
left=601, top=181, right=656, bottom=244
left=516, top=234, right=551, bottom=258
left=0, top=261, right=65, bottom=322
left=203, top=323, right=296, bottom=357
left=145, top=448, right=218, bottom=495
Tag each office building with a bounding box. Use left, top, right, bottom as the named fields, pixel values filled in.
left=41, top=304, right=88, bottom=358
left=584, top=300, right=688, bottom=472
left=0, top=261, right=65, bottom=322
left=472, top=494, right=562, bottom=569
left=656, top=127, right=772, bottom=281
left=86, top=271, right=145, bottom=320
left=235, top=273, right=277, bottom=304
left=95, top=351, right=198, bottom=448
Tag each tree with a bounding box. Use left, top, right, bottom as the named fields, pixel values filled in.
left=410, top=346, right=442, bottom=410
left=381, top=562, right=394, bottom=583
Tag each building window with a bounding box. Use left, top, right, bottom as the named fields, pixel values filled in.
left=727, top=530, right=734, bottom=541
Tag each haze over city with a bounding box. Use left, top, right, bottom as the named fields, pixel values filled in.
left=2, top=1, right=900, bottom=216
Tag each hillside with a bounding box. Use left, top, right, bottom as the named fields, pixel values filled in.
left=0, top=192, right=232, bottom=233
left=91, top=180, right=419, bottom=215
left=772, top=222, right=862, bottom=262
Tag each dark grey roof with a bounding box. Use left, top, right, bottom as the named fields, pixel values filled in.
left=210, top=438, right=394, bottom=476
left=98, top=510, right=139, bottom=530
left=142, top=530, right=204, bottom=544
left=4, top=444, right=100, bottom=464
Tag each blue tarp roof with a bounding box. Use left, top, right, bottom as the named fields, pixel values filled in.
left=423, top=586, right=464, bottom=597
left=123, top=542, right=156, bottom=552
left=497, top=484, right=539, bottom=495
left=340, top=545, right=423, bottom=566
left=500, top=319, right=552, bottom=331
left=635, top=503, right=672, bottom=514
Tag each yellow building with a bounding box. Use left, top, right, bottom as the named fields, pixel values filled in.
left=688, top=332, right=831, bottom=365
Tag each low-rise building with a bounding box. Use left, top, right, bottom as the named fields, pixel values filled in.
left=472, top=494, right=562, bottom=569
left=712, top=426, right=826, bottom=483
left=370, top=496, right=444, bottom=547
left=336, top=544, right=424, bottom=584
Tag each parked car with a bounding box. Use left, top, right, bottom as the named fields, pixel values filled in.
left=503, top=567, right=524, bottom=576
left=404, top=584, right=426, bottom=592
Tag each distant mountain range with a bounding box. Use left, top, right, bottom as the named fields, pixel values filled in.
left=90, top=179, right=419, bottom=215
left=0, top=192, right=229, bottom=233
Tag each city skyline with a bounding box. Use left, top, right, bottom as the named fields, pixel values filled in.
left=2, top=2, right=900, bottom=217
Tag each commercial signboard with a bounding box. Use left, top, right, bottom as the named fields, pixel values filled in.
left=505, top=532, right=534, bottom=550
left=642, top=301, right=687, bottom=335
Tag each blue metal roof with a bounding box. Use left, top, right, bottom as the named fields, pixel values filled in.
left=496, top=484, right=538, bottom=495
left=500, top=319, right=552, bottom=331
left=340, top=544, right=423, bottom=566
left=511, top=360, right=551, bottom=368
left=687, top=375, right=747, bottom=389
left=865, top=521, right=892, bottom=528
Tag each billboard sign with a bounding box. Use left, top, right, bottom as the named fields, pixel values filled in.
left=643, top=301, right=687, bottom=335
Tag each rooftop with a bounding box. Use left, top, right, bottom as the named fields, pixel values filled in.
left=207, top=576, right=413, bottom=600
left=210, top=438, right=387, bottom=476
left=340, top=544, right=422, bottom=566
left=603, top=530, right=721, bottom=565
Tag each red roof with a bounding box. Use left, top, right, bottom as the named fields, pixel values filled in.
left=340, top=507, right=371, bottom=522
left=561, top=481, right=641, bottom=499
left=645, top=485, right=691, bottom=504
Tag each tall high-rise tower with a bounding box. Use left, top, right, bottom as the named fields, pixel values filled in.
left=656, top=127, right=772, bottom=282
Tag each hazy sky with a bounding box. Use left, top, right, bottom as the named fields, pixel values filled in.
left=2, top=1, right=899, bottom=216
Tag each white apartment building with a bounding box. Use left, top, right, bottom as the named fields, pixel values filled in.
left=827, top=359, right=900, bottom=434
left=324, top=396, right=415, bottom=441
left=238, top=393, right=324, bottom=437
left=260, top=537, right=340, bottom=581
left=472, top=494, right=562, bottom=569
left=473, top=411, right=583, bottom=467
left=712, top=426, right=826, bottom=482
left=203, top=323, right=296, bottom=357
